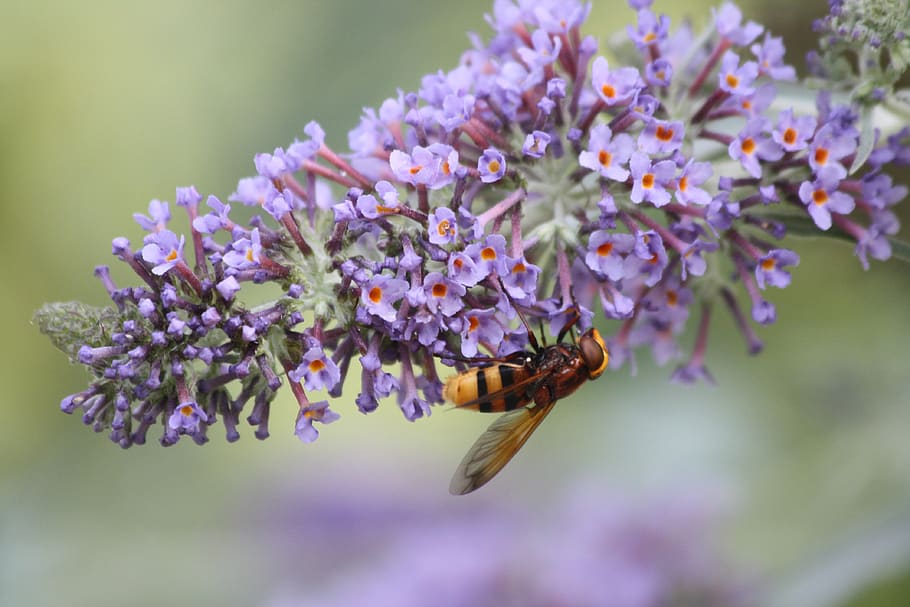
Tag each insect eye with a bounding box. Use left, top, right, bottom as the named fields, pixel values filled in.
left=579, top=329, right=608, bottom=379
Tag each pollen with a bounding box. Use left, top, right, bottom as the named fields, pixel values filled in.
left=642, top=173, right=655, bottom=189
left=180, top=404, right=194, bottom=417
left=453, top=258, right=464, bottom=270
left=741, top=137, right=756, bottom=155
left=678, top=176, right=688, bottom=191
left=512, top=262, right=526, bottom=274
left=368, top=286, right=383, bottom=303
left=601, top=83, right=616, bottom=98
left=598, top=150, right=613, bottom=167
left=481, top=247, right=497, bottom=261
left=409, top=164, right=423, bottom=175
left=760, top=257, right=776, bottom=270
left=597, top=242, right=614, bottom=256
left=656, top=125, right=674, bottom=142
left=812, top=189, right=829, bottom=206
left=487, top=159, right=501, bottom=174
left=442, top=160, right=451, bottom=176
left=437, top=219, right=451, bottom=236
left=166, top=249, right=179, bottom=262
left=644, top=32, right=656, bottom=43
left=725, top=74, right=740, bottom=89
left=432, top=283, right=448, bottom=298
left=783, top=127, right=797, bottom=145
left=468, top=316, right=480, bottom=332
left=814, top=147, right=829, bottom=165
left=309, top=359, right=326, bottom=372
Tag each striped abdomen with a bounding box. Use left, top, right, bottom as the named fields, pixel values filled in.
left=443, top=363, right=534, bottom=413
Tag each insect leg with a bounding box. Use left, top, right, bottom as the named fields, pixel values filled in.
left=495, top=277, right=541, bottom=353
left=433, top=350, right=527, bottom=365
left=556, top=306, right=581, bottom=344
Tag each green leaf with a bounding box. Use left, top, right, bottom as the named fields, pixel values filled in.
left=891, top=236, right=910, bottom=263
left=768, top=212, right=854, bottom=242
left=849, top=105, right=876, bottom=175
left=771, top=82, right=831, bottom=114
left=760, top=211, right=910, bottom=264
left=33, top=301, right=121, bottom=360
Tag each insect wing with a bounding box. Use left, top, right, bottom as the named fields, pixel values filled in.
left=449, top=401, right=556, bottom=495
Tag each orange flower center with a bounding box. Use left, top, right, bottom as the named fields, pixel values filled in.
left=783, top=128, right=797, bottom=145
left=666, top=289, right=678, bottom=306
left=598, top=150, right=612, bottom=167
left=468, top=316, right=479, bottom=332
left=512, top=262, right=527, bottom=274
left=642, top=173, right=655, bottom=189
left=601, top=83, right=616, bottom=98
left=432, top=283, right=447, bottom=298
left=760, top=258, right=776, bottom=271
left=814, top=147, right=829, bottom=165
left=166, top=249, right=179, bottom=262
left=409, top=164, right=423, bottom=175
left=656, top=125, right=674, bottom=142
left=453, top=258, right=464, bottom=270
left=368, top=286, right=383, bottom=303
left=597, top=242, right=613, bottom=256
left=678, top=176, right=688, bottom=192
left=180, top=405, right=194, bottom=416
left=741, top=138, right=756, bottom=155
left=481, top=247, right=497, bottom=261
left=812, top=189, right=829, bottom=206
left=487, top=159, right=501, bottom=174
left=309, top=359, right=326, bottom=372
left=725, top=74, right=740, bottom=89
left=437, top=220, right=451, bottom=236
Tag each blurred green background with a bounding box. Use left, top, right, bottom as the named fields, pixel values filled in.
left=3, top=0, right=910, bottom=605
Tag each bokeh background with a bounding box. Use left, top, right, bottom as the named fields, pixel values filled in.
left=2, top=0, right=909, bottom=605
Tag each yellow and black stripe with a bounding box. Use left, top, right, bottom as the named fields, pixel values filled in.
left=443, top=364, right=534, bottom=413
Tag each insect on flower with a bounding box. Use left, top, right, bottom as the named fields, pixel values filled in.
left=443, top=288, right=609, bottom=495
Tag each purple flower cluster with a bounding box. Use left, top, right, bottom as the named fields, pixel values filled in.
left=38, top=0, right=909, bottom=447
left=264, top=486, right=751, bottom=607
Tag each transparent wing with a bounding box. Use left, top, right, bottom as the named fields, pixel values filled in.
left=449, top=401, right=556, bottom=495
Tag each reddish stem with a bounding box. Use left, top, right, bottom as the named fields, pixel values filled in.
left=318, top=144, right=374, bottom=191
left=688, top=38, right=731, bottom=98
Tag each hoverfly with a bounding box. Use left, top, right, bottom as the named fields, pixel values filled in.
left=443, top=294, right=609, bottom=495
